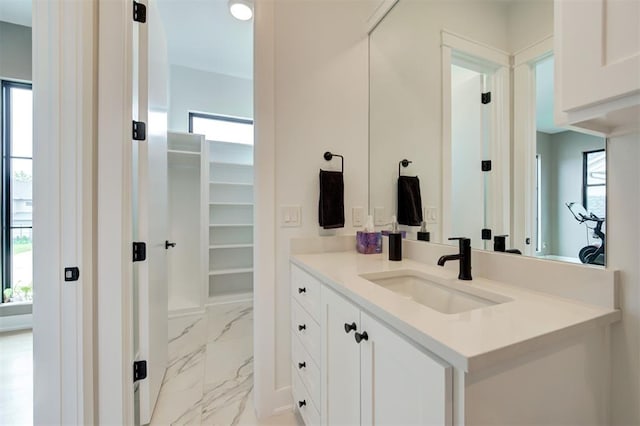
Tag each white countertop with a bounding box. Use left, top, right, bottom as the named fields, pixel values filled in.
left=291, top=251, right=621, bottom=373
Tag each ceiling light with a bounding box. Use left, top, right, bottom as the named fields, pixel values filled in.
left=229, top=0, right=253, bottom=21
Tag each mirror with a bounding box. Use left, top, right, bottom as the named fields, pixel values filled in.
left=369, top=0, right=607, bottom=265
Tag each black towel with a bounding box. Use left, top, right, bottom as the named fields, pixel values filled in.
left=319, top=170, right=345, bottom=229
left=397, top=175, right=423, bottom=226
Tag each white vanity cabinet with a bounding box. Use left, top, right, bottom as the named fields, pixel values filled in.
left=555, top=0, right=640, bottom=133
left=321, top=286, right=452, bottom=426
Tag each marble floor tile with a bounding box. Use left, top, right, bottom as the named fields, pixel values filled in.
left=150, top=384, right=203, bottom=426
left=206, top=302, right=253, bottom=344
left=0, top=330, right=33, bottom=426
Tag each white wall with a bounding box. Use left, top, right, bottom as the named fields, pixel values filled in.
left=271, top=0, right=372, bottom=390
left=168, top=64, right=252, bottom=132
left=536, top=131, right=554, bottom=254
left=608, top=131, right=640, bottom=425
left=507, top=0, right=553, bottom=53
left=0, top=21, right=31, bottom=81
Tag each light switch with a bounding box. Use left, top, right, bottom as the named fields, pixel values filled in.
left=281, top=205, right=301, bottom=227
left=374, top=206, right=386, bottom=226
left=425, top=206, right=438, bottom=224
left=352, top=207, right=364, bottom=227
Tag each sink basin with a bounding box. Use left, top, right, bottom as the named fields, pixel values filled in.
left=359, top=270, right=510, bottom=314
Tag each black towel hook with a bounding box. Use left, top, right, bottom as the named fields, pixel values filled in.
left=399, top=159, right=412, bottom=178
left=324, top=151, right=344, bottom=173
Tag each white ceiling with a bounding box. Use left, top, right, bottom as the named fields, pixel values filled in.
left=0, top=0, right=31, bottom=27
left=0, top=0, right=253, bottom=81
left=156, top=0, right=253, bottom=80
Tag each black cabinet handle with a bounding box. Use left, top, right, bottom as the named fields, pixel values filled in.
left=354, top=331, right=368, bottom=343
left=298, top=287, right=307, bottom=294
left=165, top=240, right=176, bottom=249
left=298, top=400, right=306, bottom=408
left=298, top=324, right=306, bottom=331
left=344, top=322, right=357, bottom=334
left=298, top=362, right=306, bottom=369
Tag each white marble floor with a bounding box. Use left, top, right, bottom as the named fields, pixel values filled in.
left=151, top=302, right=301, bottom=426
left=0, top=330, right=33, bottom=426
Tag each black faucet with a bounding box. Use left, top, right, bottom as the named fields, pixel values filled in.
left=493, top=235, right=522, bottom=255
left=437, top=237, right=472, bottom=280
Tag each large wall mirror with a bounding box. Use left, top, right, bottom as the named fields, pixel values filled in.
left=369, top=0, right=607, bottom=266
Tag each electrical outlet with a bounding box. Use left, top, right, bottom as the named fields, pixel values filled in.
left=281, top=205, right=301, bottom=227
left=374, top=206, right=386, bottom=226
left=352, top=207, right=364, bottom=227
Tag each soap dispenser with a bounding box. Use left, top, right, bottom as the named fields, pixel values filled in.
left=389, top=215, right=402, bottom=261
left=417, top=221, right=430, bottom=242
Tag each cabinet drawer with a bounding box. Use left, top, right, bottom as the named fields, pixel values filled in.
left=293, top=369, right=321, bottom=426
left=291, top=265, right=321, bottom=321
left=292, top=300, right=321, bottom=365
left=292, top=334, right=321, bottom=405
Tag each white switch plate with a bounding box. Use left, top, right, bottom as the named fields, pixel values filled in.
left=281, top=205, right=301, bottom=227
left=352, top=207, right=364, bottom=227
left=425, top=206, right=438, bottom=224
left=374, top=206, right=386, bottom=226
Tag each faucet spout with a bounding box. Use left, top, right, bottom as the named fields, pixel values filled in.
left=437, top=254, right=460, bottom=266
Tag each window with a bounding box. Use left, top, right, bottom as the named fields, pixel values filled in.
left=189, top=112, right=253, bottom=145
left=583, top=149, right=606, bottom=219
left=1, top=81, right=33, bottom=303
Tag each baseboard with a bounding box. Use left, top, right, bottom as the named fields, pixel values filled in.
left=206, top=292, right=253, bottom=307
left=271, top=386, right=293, bottom=416
left=0, top=313, right=32, bottom=333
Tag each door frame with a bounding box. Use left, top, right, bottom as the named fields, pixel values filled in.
left=32, top=0, right=96, bottom=423
left=441, top=31, right=511, bottom=244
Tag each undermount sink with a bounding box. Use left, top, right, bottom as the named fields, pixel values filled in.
left=359, top=270, right=510, bottom=314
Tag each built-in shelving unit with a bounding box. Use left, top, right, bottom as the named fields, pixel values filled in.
left=167, top=132, right=209, bottom=316
left=208, top=141, right=254, bottom=303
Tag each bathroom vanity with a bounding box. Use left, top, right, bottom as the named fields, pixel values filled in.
left=289, top=245, right=619, bottom=425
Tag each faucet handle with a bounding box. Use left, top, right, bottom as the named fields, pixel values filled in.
left=448, top=237, right=470, bottom=249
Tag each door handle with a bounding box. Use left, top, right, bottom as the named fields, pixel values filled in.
left=165, top=240, right=176, bottom=249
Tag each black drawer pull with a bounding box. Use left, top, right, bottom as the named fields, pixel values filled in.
left=298, top=287, right=306, bottom=294
left=298, top=324, right=306, bottom=331
left=298, top=362, right=306, bottom=369
left=298, top=400, right=306, bottom=408
left=344, top=322, right=357, bottom=334
left=354, top=331, right=369, bottom=343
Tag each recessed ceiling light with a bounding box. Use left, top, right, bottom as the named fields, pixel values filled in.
left=229, top=0, right=253, bottom=21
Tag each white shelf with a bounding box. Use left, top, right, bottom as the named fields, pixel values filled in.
left=167, top=149, right=200, bottom=156
left=210, top=161, right=253, bottom=168
left=209, top=267, right=253, bottom=276
left=209, top=223, right=253, bottom=228
left=210, top=181, right=253, bottom=187
left=209, top=202, right=253, bottom=206
left=209, top=244, right=254, bottom=249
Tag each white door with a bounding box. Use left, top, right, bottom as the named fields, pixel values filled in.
left=132, top=1, right=169, bottom=424
left=321, top=286, right=361, bottom=425
left=360, top=312, right=453, bottom=426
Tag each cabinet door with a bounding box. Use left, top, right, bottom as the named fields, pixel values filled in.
left=360, top=312, right=453, bottom=426
left=321, top=286, right=361, bottom=425
left=556, top=0, right=640, bottom=113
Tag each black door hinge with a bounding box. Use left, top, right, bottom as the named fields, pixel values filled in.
left=133, top=360, right=147, bottom=382
left=481, top=92, right=491, bottom=104
left=133, top=242, right=147, bottom=262
left=64, top=267, right=80, bottom=282
left=481, top=160, right=492, bottom=171
left=482, top=229, right=492, bottom=241
left=133, top=1, right=147, bottom=23
left=132, top=121, right=146, bottom=141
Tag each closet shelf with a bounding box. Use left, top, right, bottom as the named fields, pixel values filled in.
left=167, top=149, right=201, bottom=156
left=209, top=223, right=253, bottom=228
left=209, top=244, right=254, bottom=249
left=210, top=161, right=253, bottom=168
left=209, top=202, right=253, bottom=206
left=209, top=267, right=254, bottom=276
left=209, top=181, right=253, bottom=187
